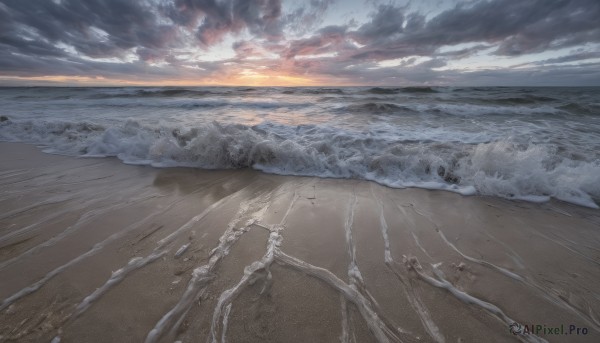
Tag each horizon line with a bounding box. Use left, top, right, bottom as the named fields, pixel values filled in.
left=1, top=84, right=599, bottom=88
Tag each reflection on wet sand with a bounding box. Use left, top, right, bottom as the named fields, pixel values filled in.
left=1, top=143, right=600, bottom=343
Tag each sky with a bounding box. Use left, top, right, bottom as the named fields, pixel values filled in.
left=0, top=0, right=599, bottom=87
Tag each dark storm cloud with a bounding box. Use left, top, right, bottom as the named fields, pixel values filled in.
left=0, top=0, right=284, bottom=64
left=290, top=54, right=600, bottom=86
left=541, top=51, right=600, bottom=64
left=0, top=0, right=180, bottom=63
left=284, top=0, right=600, bottom=61
left=0, top=47, right=224, bottom=84
left=437, top=44, right=490, bottom=58
left=282, top=25, right=347, bottom=59
left=0, top=0, right=599, bottom=85
left=515, top=51, right=600, bottom=66
left=163, top=0, right=284, bottom=46
left=285, top=0, right=336, bottom=35
left=351, top=4, right=405, bottom=43
left=404, top=0, right=600, bottom=56
left=367, top=0, right=600, bottom=58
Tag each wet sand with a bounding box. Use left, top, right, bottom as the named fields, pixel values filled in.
left=1, top=142, right=599, bottom=343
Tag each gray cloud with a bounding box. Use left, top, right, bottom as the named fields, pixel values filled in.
left=286, top=0, right=600, bottom=62
left=283, top=25, right=348, bottom=59
left=397, top=0, right=600, bottom=57
left=163, top=0, right=284, bottom=46
left=0, top=0, right=285, bottom=64
left=352, top=5, right=405, bottom=43
left=0, top=0, right=599, bottom=86
left=284, top=0, right=336, bottom=36
left=539, top=51, right=600, bottom=65
left=1, top=0, right=179, bottom=62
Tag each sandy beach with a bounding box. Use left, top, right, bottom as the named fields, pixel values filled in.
left=1, top=142, right=599, bottom=342
left=2, top=0, right=600, bottom=341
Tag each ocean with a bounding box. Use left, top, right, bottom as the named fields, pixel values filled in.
left=1, top=86, right=599, bottom=208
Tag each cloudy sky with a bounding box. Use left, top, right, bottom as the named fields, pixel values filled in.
left=1, top=0, right=599, bottom=86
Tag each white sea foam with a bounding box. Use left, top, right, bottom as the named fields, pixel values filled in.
left=1, top=86, right=599, bottom=208
left=1, top=117, right=599, bottom=208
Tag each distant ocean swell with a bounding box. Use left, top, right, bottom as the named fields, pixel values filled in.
left=7, top=87, right=598, bottom=117
left=2, top=118, right=599, bottom=208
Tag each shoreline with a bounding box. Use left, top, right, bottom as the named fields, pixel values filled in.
left=1, top=142, right=599, bottom=342
left=2, top=137, right=598, bottom=211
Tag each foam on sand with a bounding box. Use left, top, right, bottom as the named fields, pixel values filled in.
left=2, top=118, right=599, bottom=208
left=1, top=143, right=599, bottom=342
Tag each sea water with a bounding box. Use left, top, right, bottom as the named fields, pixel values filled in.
left=1, top=86, right=599, bottom=207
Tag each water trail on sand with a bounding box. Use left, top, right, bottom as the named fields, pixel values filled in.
left=340, top=294, right=351, bottom=343
left=209, top=225, right=282, bottom=343
left=511, top=227, right=600, bottom=331
left=372, top=188, right=444, bottom=343
left=0, top=194, right=74, bottom=221
left=280, top=189, right=301, bottom=225
left=436, top=229, right=524, bottom=281
left=411, top=232, right=433, bottom=261
left=207, top=189, right=301, bottom=343
left=70, top=183, right=260, bottom=333
left=407, top=204, right=600, bottom=333
left=344, top=193, right=360, bottom=283
left=341, top=192, right=397, bottom=340
left=0, top=195, right=113, bottom=249
left=274, top=250, right=402, bottom=343
left=483, top=231, right=525, bottom=269
left=0, top=162, right=106, bottom=189
left=1, top=180, right=247, bottom=319
left=0, top=200, right=175, bottom=312
left=0, top=168, right=29, bottom=180
left=145, top=188, right=275, bottom=343
left=221, top=304, right=232, bottom=343
left=156, top=187, right=249, bottom=248
left=0, top=192, right=160, bottom=271
left=0, top=182, right=52, bottom=202
left=174, top=243, right=190, bottom=259
left=0, top=173, right=51, bottom=188
left=529, top=225, right=600, bottom=267
left=377, top=202, right=393, bottom=264
left=209, top=189, right=406, bottom=343
left=403, top=257, right=548, bottom=343
left=0, top=178, right=244, bottom=315
left=340, top=192, right=363, bottom=342
left=146, top=181, right=315, bottom=342
left=72, top=251, right=167, bottom=317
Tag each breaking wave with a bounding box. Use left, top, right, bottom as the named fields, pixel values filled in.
left=1, top=118, right=599, bottom=208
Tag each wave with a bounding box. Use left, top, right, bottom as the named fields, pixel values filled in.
left=282, top=88, right=345, bottom=95
left=400, top=86, right=439, bottom=93
left=482, top=96, right=557, bottom=105
left=557, top=103, right=595, bottom=115
left=366, top=87, right=401, bottom=95
left=366, top=87, right=438, bottom=95
left=80, top=98, right=309, bottom=110
left=452, top=87, right=496, bottom=92
left=88, top=88, right=214, bottom=99
left=342, top=103, right=414, bottom=113
left=1, top=118, right=599, bottom=208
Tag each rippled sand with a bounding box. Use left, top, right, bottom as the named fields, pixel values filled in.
left=1, top=142, right=599, bottom=343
